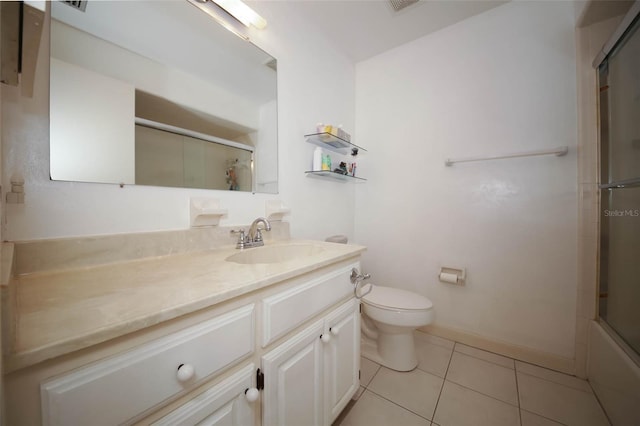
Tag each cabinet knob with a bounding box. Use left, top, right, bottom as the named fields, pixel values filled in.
left=320, top=334, right=331, bottom=343
left=176, top=363, right=195, bottom=382
left=330, top=327, right=340, bottom=336
left=245, top=387, right=260, bottom=402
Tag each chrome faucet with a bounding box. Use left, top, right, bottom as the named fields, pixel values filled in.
left=231, top=217, right=272, bottom=249
left=248, top=217, right=271, bottom=243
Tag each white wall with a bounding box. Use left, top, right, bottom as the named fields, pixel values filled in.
left=1, top=2, right=356, bottom=241
left=354, top=1, right=578, bottom=359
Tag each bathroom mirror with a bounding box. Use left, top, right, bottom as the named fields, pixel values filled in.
left=49, top=0, right=278, bottom=193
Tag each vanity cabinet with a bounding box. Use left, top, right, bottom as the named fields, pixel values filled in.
left=262, top=298, right=360, bottom=426
left=22, top=257, right=362, bottom=426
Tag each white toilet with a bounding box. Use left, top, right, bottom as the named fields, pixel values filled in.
left=360, top=285, right=433, bottom=371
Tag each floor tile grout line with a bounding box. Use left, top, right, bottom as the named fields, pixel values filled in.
left=516, top=369, right=595, bottom=395
left=515, top=360, right=595, bottom=392
left=431, top=341, right=456, bottom=422
left=520, top=408, right=570, bottom=426
left=414, top=333, right=455, bottom=351
left=584, top=380, right=613, bottom=426
left=514, top=358, right=522, bottom=426
left=364, top=388, right=435, bottom=423
left=447, top=344, right=521, bottom=409
left=444, top=378, right=521, bottom=409
left=453, top=349, right=516, bottom=371
left=454, top=344, right=517, bottom=370
left=361, top=362, right=381, bottom=388
left=364, top=363, right=452, bottom=423
left=414, top=365, right=446, bottom=379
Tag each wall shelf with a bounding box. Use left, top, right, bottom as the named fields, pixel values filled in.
left=304, top=132, right=366, bottom=155
left=304, top=130, right=366, bottom=182
left=305, top=171, right=366, bottom=182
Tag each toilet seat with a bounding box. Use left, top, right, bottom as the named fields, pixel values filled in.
left=362, top=285, right=432, bottom=311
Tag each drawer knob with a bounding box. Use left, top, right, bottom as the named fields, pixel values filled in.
left=245, top=387, right=260, bottom=402
left=320, top=334, right=331, bottom=343
left=176, top=363, right=195, bottom=382
left=330, top=327, right=340, bottom=336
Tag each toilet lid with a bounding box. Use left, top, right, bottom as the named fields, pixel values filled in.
left=363, top=285, right=433, bottom=311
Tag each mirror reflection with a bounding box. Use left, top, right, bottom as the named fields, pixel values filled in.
left=49, top=0, right=278, bottom=193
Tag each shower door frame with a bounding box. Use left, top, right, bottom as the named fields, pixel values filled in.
left=595, top=3, right=640, bottom=367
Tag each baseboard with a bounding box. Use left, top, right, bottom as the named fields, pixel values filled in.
left=419, top=324, right=576, bottom=375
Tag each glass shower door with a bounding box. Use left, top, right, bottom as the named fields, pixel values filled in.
left=598, top=13, right=640, bottom=356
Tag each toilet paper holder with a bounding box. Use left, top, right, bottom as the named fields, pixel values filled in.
left=438, top=267, right=466, bottom=285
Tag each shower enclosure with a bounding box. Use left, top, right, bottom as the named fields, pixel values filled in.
left=598, top=10, right=640, bottom=360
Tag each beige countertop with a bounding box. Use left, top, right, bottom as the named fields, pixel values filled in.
left=5, top=239, right=365, bottom=372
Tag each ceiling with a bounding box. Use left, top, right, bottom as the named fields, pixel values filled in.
left=282, top=0, right=508, bottom=62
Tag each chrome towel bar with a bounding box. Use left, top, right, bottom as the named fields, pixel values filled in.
left=445, top=146, right=568, bottom=167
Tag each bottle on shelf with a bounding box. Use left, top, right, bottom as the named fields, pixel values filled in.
left=313, top=147, right=323, bottom=171
left=322, top=154, right=332, bottom=171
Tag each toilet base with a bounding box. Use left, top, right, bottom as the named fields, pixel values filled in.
left=360, top=331, right=418, bottom=372
left=378, top=330, right=418, bottom=371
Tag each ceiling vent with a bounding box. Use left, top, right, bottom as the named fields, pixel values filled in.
left=388, top=0, right=419, bottom=12
left=61, top=1, right=87, bottom=12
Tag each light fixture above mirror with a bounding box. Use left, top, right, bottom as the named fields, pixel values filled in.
left=211, top=0, right=266, bottom=29
left=187, top=0, right=267, bottom=41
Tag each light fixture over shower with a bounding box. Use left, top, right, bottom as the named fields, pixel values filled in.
left=189, top=0, right=267, bottom=37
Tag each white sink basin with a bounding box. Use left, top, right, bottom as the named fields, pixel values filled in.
left=225, top=244, right=325, bottom=265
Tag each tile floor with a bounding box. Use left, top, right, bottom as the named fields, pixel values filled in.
left=334, top=332, right=610, bottom=426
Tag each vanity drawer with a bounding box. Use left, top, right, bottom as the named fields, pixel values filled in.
left=262, top=262, right=357, bottom=347
left=152, top=363, right=256, bottom=426
left=41, top=304, right=255, bottom=426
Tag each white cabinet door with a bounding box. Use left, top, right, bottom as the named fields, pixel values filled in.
left=262, top=319, right=325, bottom=426
left=324, top=299, right=360, bottom=424
left=152, top=364, right=257, bottom=426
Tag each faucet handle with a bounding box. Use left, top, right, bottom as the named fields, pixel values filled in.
left=231, top=229, right=246, bottom=248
